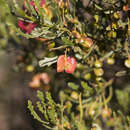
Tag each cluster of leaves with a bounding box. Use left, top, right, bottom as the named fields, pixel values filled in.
left=0, top=0, right=130, bottom=129
left=28, top=89, right=130, bottom=130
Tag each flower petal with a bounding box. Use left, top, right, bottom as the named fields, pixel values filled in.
left=26, top=23, right=36, bottom=34
left=18, top=20, right=26, bottom=30
left=65, top=57, right=76, bottom=74
left=57, top=55, right=65, bottom=72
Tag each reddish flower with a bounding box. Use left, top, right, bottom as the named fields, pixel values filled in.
left=65, top=57, right=77, bottom=74
left=18, top=20, right=36, bottom=34
left=40, top=0, right=45, bottom=7
left=40, top=73, right=50, bottom=84
left=29, top=1, right=35, bottom=6
left=18, top=0, right=46, bottom=33
left=29, top=74, right=41, bottom=88
left=123, top=5, right=130, bottom=12
left=26, top=22, right=37, bottom=34
left=29, top=1, right=38, bottom=11
left=57, top=55, right=77, bottom=74
left=29, top=73, right=50, bottom=88
left=29, top=0, right=45, bottom=10
left=18, top=20, right=26, bottom=30
left=57, top=55, right=65, bottom=72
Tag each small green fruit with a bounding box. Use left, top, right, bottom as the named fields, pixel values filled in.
left=71, top=91, right=79, bottom=100
left=94, top=68, right=104, bottom=76
left=107, top=57, right=115, bottom=65
left=113, top=12, right=119, bottom=19
left=102, top=108, right=111, bottom=118
left=107, top=31, right=117, bottom=38
left=96, top=77, right=102, bottom=81
left=94, top=60, right=103, bottom=68
left=124, top=59, right=130, bottom=68
left=84, top=73, right=91, bottom=80
left=26, top=65, right=34, bottom=72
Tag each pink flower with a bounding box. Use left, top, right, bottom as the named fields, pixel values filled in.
left=40, top=0, right=45, bottom=7
left=29, top=1, right=38, bottom=11
left=57, top=55, right=65, bottom=72
left=29, top=0, right=45, bottom=9
left=29, top=73, right=50, bottom=88
left=40, top=73, right=50, bottom=84
left=26, top=22, right=37, bottom=34
left=29, top=1, right=35, bottom=6
left=18, top=20, right=36, bottom=34
left=18, top=20, right=26, bottom=30
left=65, top=57, right=77, bottom=74
left=18, top=0, right=45, bottom=33
left=57, top=55, right=77, bottom=74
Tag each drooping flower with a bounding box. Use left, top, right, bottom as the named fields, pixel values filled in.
left=57, top=55, right=77, bottom=74
left=29, top=74, right=41, bottom=88
left=57, top=55, right=65, bottom=72
left=40, top=73, right=50, bottom=84
left=29, top=73, right=50, bottom=88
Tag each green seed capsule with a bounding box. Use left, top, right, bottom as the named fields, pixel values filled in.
left=112, top=31, right=117, bottom=38
left=94, top=60, right=103, bottom=68
left=65, top=101, right=72, bottom=108
left=102, top=108, right=111, bottom=118
left=84, top=73, right=91, bottom=80
left=113, top=12, right=119, bottom=19
left=71, top=91, right=79, bottom=100
left=107, top=57, right=115, bottom=65
left=107, top=31, right=117, bottom=38
left=96, top=77, right=102, bottom=81
left=26, top=65, right=34, bottom=72
left=98, top=82, right=103, bottom=88
left=124, top=59, right=130, bottom=68
left=94, top=68, right=104, bottom=76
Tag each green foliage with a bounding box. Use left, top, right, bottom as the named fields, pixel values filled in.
left=28, top=90, right=60, bottom=129
left=28, top=100, right=49, bottom=125
left=68, top=82, right=79, bottom=90
left=116, top=87, right=130, bottom=112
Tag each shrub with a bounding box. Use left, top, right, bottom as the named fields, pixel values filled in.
left=1, top=0, right=130, bottom=129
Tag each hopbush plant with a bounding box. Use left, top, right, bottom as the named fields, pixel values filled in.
left=0, top=0, right=130, bottom=129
